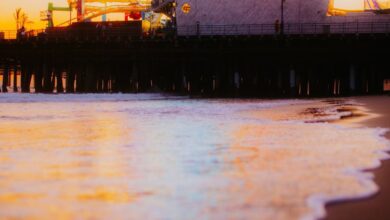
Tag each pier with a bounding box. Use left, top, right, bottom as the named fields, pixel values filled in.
left=0, top=22, right=389, bottom=97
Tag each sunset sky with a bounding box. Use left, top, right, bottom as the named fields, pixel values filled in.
left=0, top=0, right=377, bottom=30
left=0, top=0, right=70, bottom=30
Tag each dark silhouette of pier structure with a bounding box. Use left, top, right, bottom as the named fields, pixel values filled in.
left=0, top=21, right=389, bottom=97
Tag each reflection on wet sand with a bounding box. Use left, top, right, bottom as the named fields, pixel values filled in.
left=0, top=102, right=141, bottom=219
left=0, top=95, right=388, bottom=220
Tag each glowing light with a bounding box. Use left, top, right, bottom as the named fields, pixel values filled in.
left=334, top=0, right=364, bottom=10
left=333, top=0, right=390, bottom=10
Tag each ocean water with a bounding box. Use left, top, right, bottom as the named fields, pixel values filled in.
left=0, top=94, right=388, bottom=220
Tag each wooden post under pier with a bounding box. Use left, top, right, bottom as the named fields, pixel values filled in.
left=56, top=69, right=64, bottom=93
left=20, top=64, right=28, bottom=93
left=13, top=65, right=18, bottom=92
left=2, top=64, right=9, bottom=93
left=34, top=63, right=43, bottom=93
left=66, top=65, right=75, bottom=93
left=76, top=65, right=85, bottom=93
left=42, top=62, right=53, bottom=93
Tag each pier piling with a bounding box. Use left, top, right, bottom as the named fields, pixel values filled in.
left=0, top=34, right=389, bottom=97
left=2, top=64, right=9, bottom=93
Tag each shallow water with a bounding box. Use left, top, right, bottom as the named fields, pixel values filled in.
left=0, top=94, right=388, bottom=220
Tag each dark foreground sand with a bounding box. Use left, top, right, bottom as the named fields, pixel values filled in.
left=326, top=95, right=390, bottom=220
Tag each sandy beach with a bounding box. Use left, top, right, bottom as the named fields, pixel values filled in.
left=326, top=95, right=390, bottom=220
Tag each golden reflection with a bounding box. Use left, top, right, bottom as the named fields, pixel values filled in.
left=78, top=188, right=153, bottom=202
left=0, top=193, right=43, bottom=203
left=222, top=124, right=308, bottom=219
left=0, top=98, right=388, bottom=220
left=0, top=156, right=9, bottom=162
left=78, top=188, right=135, bottom=202
left=217, top=100, right=389, bottom=219
left=0, top=102, right=140, bottom=219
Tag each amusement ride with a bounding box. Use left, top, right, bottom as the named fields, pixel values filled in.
left=40, top=0, right=175, bottom=28
left=40, top=0, right=390, bottom=28
left=329, top=0, right=390, bottom=15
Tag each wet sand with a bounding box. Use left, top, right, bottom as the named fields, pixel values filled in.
left=326, top=95, right=390, bottom=220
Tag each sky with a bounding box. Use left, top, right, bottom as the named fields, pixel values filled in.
left=0, top=0, right=126, bottom=30
left=0, top=0, right=378, bottom=30
left=0, top=0, right=70, bottom=30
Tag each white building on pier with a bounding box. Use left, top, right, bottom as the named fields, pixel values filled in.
left=174, top=0, right=390, bottom=35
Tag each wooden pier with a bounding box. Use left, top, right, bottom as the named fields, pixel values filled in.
left=0, top=23, right=389, bottom=97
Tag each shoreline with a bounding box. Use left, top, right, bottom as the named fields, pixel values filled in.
left=325, top=95, right=390, bottom=220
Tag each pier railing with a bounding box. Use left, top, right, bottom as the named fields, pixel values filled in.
left=177, top=21, right=390, bottom=36
left=0, top=30, right=17, bottom=40
left=0, top=29, right=46, bottom=40
left=2, top=21, right=390, bottom=40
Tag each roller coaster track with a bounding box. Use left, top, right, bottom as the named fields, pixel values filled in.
left=151, top=0, right=174, bottom=13
left=84, top=0, right=150, bottom=3
left=329, top=0, right=390, bottom=15
left=365, top=0, right=381, bottom=10
left=80, top=0, right=175, bottom=22
left=82, top=4, right=150, bottom=21
left=364, top=0, right=390, bottom=13
left=80, top=0, right=174, bottom=21
left=54, top=0, right=173, bottom=26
